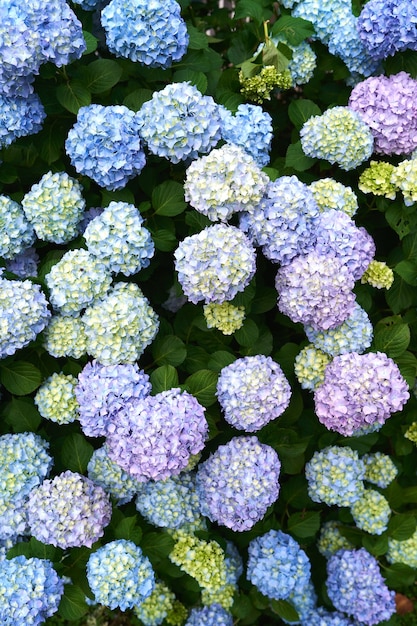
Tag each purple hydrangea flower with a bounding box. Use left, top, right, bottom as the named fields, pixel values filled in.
left=101, top=0, right=189, bottom=68
left=87, top=445, right=144, bottom=505
left=326, top=549, right=396, bottom=625
left=106, top=388, right=208, bottom=481
left=0, top=93, right=45, bottom=148
left=196, top=436, right=281, bottom=531
left=27, top=471, right=112, bottom=549
left=349, top=72, right=417, bottom=155
left=5, top=247, right=39, bottom=278
left=219, top=104, right=273, bottom=167
left=216, top=355, right=292, bottom=432
left=314, top=352, right=410, bottom=436
left=247, top=530, right=311, bottom=600
left=66, top=104, right=146, bottom=191
left=185, top=604, right=234, bottom=626
left=275, top=252, right=356, bottom=331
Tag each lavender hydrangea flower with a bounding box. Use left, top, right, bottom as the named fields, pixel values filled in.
left=0, top=555, right=64, bottom=625
left=0, top=196, right=35, bottom=260
left=309, top=178, right=358, bottom=217
left=300, top=106, right=373, bottom=170
left=196, top=436, right=281, bottom=531
left=219, top=104, right=273, bottom=166
left=101, top=0, right=189, bottom=68
left=82, top=282, right=159, bottom=365
left=43, top=314, right=87, bottom=359
left=314, top=352, right=410, bottom=436
left=65, top=105, right=146, bottom=190
left=5, top=247, right=39, bottom=278
left=27, top=470, right=112, bottom=549
left=184, top=144, right=268, bottom=221
left=216, top=355, right=292, bottom=432
left=0, top=276, right=51, bottom=358
left=362, top=452, right=398, bottom=488
left=305, top=446, right=365, bottom=507
left=240, top=176, right=320, bottom=266
left=86, top=539, right=155, bottom=610
left=247, top=530, right=311, bottom=601
left=185, top=604, right=233, bottom=626
left=349, top=72, right=417, bottom=155
left=83, top=201, right=154, bottom=275
left=22, top=171, right=85, bottom=243
left=138, top=82, right=222, bottom=163
left=34, top=372, right=79, bottom=424
left=174, top=224, right=256, bottom=304
left=275, top=252, right=356, bottom=331
left=0, top=92, right=45, bottom=148
left=326, top=548, right=396, bottom=625
left=87, top=445, right=143, bottom=505
left=358, top=0, right=417, bottom=61
left=350, top=489, right=391, bottom=535
left=304, top=607, right=356, bottom=625
left=106, top=388, right=208, bottom=481
left=76, top=360, right=151, bottom=438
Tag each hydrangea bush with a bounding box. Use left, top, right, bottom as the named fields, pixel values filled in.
left=1, top=1, right=417, bottom=625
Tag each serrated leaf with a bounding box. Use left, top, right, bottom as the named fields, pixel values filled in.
left=207, top=351, right=236, bottom=372
left=383, top=563, right=417, bottom=588
left=58, top=585, right=89, bottom=621
left=285, top=141, right=316, bottom=171
left=287, top=511, right=320, bottom=538
left=0, top=361, right=42, bottom=395
left=183, top=346, right=211, bottom=374
left=387, top=514, right=416, bottom=540
left=82, top=31, right=98, bottom=55
left=123, top=88, right=153, bottom=112
left=185, top=369, right=218, bottom=406
left=186, top=23, right=209, bottom=49
left=271, top=15, right=315, bottom=45
left=288, top=99, right=321, bottom=130
left=150, top=365, right=179, bottom=393
left=84, top=59, right=123, bottom=94
left=270, top=599, right=300, bottom=623
left=2, top=396, right=42, bottom=432
left=234, top=0, right=264, bottom=25
left=152, top=229, right=178, bottom=251
left=114, top=515, right=143, bottom=544
left=402, top=231, right=417, bottom=261
left=234, top=318, right=259, bottom=346
left=39, top=121, right=66, bottom=164
left=60, top=433, right=94, bottom=474
left=7, top=537, right=61, bottom=561
left=385, top=204, right=417, bottom=240
left=373, top=323, right=410, bottom=357
left=394, top=260, right=417, bottom=285
left=56, top=81, right=91, bottom=115
left=152, top=335, right=187, bottom=367
left=152, top=180, right=186, bottom=217
left=180, top=48, right=223, bottom=72
left=173, top=69, right=207, bottom=94
left=141, top=532, right=175, bottom=564
left=385, top=275, right=417, bottom=314
left=362, top=534, right=389, bottom=557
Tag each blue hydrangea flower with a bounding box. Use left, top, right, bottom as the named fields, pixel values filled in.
left=287, top=40, right=317, bottom=86
left=84, top=201, right=154, bottom=275
left=292, top=0, right=351, bottom=44
left=73, top=0, right=107, bottom=9
left=326, top=548, right=396, bottom=625
left=350, top=489, right=391, bottom=535
left=174, top=224, right=256, bottom=304
left=5, top=247, right=39, bottom=278
left=216, top=355, right=292, bottom=432
left=358, top=0, right=417, bottom=61
left=196, top=436, right=281, bottom=531
left=0, top=196, right=35, bottom=260
left=285, top=581, right=317, bottom=624
left=76, top=360, right=151, bottom=438
left=219, top=104, right=273, bottom=166
left=106, top=388, right=208, bottom=481
left=87, top=539, right=155, bottom=610
left=327, top=12, right=380, bottom=79
left=35, top=372, right=79, bottom=424
left=303, top=606, right=356, bottom=626
left=294, top=344, right=331, bottom=391
left=362, top=452, right=398, bottom=488
left=42, top=314, right=87, bottom=359
left=0, top=555, right=64, bottom=625
left=304, top=303, right=373, bottom=356
left=0, top=93, right=45, bottom=147
left=45, top=249, right=112, bottom=316
left=66, top=105, right=146, bottom=190
left=309, top=178, right=358, bottom=217
left=82, top=282, right=159, bottom=365
left=87, top=445, right=144, bottom=505
left=22, top=171, right=85, bottom=244
left=240, top=176, right=320, bottom=266
left=0, top=276, right=51, bottom=358
left=138, top=82, right=222, bottom=163
left=305, top=445, right=365, bottom=507
left=247, top=530, right=311, bottom=600
left=101, top=0, right=189, bottom=68
left=185, top=604, right=234, bottom=626
left=184, top=143, right=268, bottom=221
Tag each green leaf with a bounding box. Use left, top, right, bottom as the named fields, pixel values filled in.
left=383, top=563, right=417, bottom=588
left=101, top=187, right=135, bottom=207
left=141, top=532, right=175, bottom=564
left=402, top=231, right=417, bottom=261
left=385, top=275, right=417, bottom=314
left=207, top=351, right=236, bottom=373
left=150, top=365, right=179, bottom=393
left=82, top=31, right=98, bottom=55
left=385, top=204, right=417, bottom=239
left=7, top=537, right=61, bottom=561
left=234, top=0, right=264, bottom=25
left=234, top=318, right=259, bottom=347
left=152, top=180, right=186, bottom=217
left=114, top=515, right=143, bottom=544
left=39, top=120, right=66, bottom=164
left=2, top=396, right=42, bottom=432
left=173, top=69, right=208, bottom=94
left=60, top=433, right=94, bottom=474
left=152, top=335, right=187, bottom=367
left=288, top=99, right=321, bottom=130
left=285, top=141, right=316, bottom=171
left=152, top=229, right=178, bottom=252
left=186, top=23, right=209, bottom=49
left=387, top=514, right=416, bottom=540
left=185, top=369, right=218, bottom=407
left=373, top=323, right=410, bottom=357
left=58, top=585, right=89, bottom=621
left=179, top=48, right=222, bottom=72
left=362, top=534, right=389, bottom=557
left=0, top=361, right=42, bottom=395
left=183, top=346, right=211, bottom=374
left=123, top=88, right=153, bottom=111
left=56, top=81, right=91, bottom=114
left=394, top=260, right=417, bottom=286
left=398, top=351, right=417, bottom=386
left=84, top=59, right=123, bottom=94
left=271, top=15, right=315, bottom=45
left=271, top=599, right=300, bottom=623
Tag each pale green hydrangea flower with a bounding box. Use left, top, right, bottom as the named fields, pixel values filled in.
left=362, top=452, right=398, bottom=488
left=350, top=489, right=391, bottom=535
left=309, top=178, right=358, bottom=217
left=43, top=314, right=87, bottom=359
left=169, top=531, right=227, bottom=592
left=361, top=260, right=394, bottom=289
left=391, top=158, right=417, bottom=206
left=203, top=302, right=245, bottom=335
left=133, top=581, right=176, bottom=626
left=387, top=529, right=417, bottom=567
left=317, top=521, right=353, bottom=558
left=358, top=160, right=398, bottom=199
left=294, top=344, right=331, bottom=391
left=35, top=373, right=79, bottom=424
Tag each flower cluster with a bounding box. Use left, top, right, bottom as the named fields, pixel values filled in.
left=294, top=344, right=331, bottom=391
left=86, top=539, right=155, bottom=610
left=22, top=171, right=85, bottom=243
left=87, top=445, right=143, bottom=505
left=216, top=355, right=292, bottom=432
left=314, top=352, right=410, bottom=436
left=5, top=247, right=39, bottom=278
left=292, top=0, right=351, bottom=44
left=201, top=542, right=243, bottom=610
left=387, top=529, right=417, bottom=567
left=106, top=388, right=208, bottom=481
left=65, top=105, right=146, bottom=190
left=247, top=530, right=311, bottom=600
left=239, top=66, right=292, bottom=103
left=101, top=0, right=189, bottom=68
left=219, top=104, right=273, bottom=166
left=34, top=372, right=79, bottom=424
left=357, top=0, right=417, bottom=60
left=138, top=82, right=222, bottom=163
left=361, top=260, right=394, bottom=289
left=184, top=604, right=234, bottom=626
left=196, top=436, right=281, bottom=531
left=317, top=521, right=353, bottom=558
left=0, top=195, right=35, bottom=260
left=286, top=40, right=317, bottom=87
left=174, top=224, right=256, bottom=304
left=170, top=531, right=227, bottom=591
left=362, top=452, right=398, bottom=488
left=0, top=92, right=45, bottom=149
left=203, top=302, right=245, bottom=334
left=43, top=314, right=87, bottom=359
left=309, top=178, right=358, bottom=217
left=326, top=548, right=396, bottom=625
left=391, top=158, right=417, bottom=205
left=358, top=160, right=398, bottom=198
left=134, top=581, right=176, bottom=626
left=27, top=470, right=112, bottom=548
left=305, top=607, right=356, bottom=626
left=184, top=144, right=268, bottom=221
left=350, top=489, right=391, bottom=535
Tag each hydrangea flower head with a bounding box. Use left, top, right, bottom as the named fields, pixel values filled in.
left=76, top=360, right=151, bottom=438
left=184, top=604, right=233, bottom=626
left=294, top=344, right=331, bottom=391
left=387, top=529, right=417, bottom=567
left=27, top=470, right=112, bottom=548
left=82, top=282, right=159, bottom=364
left=5, top=247, right=39, bottom=278
left=43, top=314, right=87, bottom=359
left=317, top=521, right=353, bottom=558
left=174, top=224, right=256, bottom=304
left=0, top=92, right=45, bottom=148
left=106, top=388, right=208, bottom=481
left=239, top=66, right=292, bottom=103
left=309, top=178, right=358, bottom=217
left=327, top=12, right=380, bottom=79
left=350, top=489, right=391, bottom=535
left=275, top=252, right=356, bottom=331
left=203, top=302, right=245, bottom=334
left=362, top=452, right=398, bottom=488
left=300, top=106, right=373, bottom=170
left=358, top=0, right=417, bottom=60
left=305, top=607, right=356, bottom=626
left=361, top=260, right=394, bottom=289
left=391, top=158, right=417, bottom=206
left=286, top=40, right=317, bottom=86
left=358, top=161, right=398, bottom=199
left=184, top=143, right=268, bottom=221
left=196, top=436, right=281, bottom=531
left=219, top=104, right=273, bottom=166
left=314, top=352, right=410, bottom=436
left=134, top=581, right=176, bottom=626
left=326, top=548, right=396, bottom=625
left=87, top=539, right=155, bottom=610
left=22, top=171, right=85, bottom=243
left=87, top=445, right=143, bottom=505
left=65, top=104, right=146, bottom=190
left=216, top=355, right=292, bottom=432
left=34, top=372, right=79, bottom=424
left=101, top=0, right=188, bottom=68
left=84, top=201, right=154, bottom=275
left=247, top=530, right=311, bottom=600
left=305, top=445, right=365, bottom=506
left=0, top=195, right=35, bottom=260
left=349, top=72, right=417, bottom=155
left=138, top=82, right=221, bottom=163
left=292, top=0, right=351, bottom=44
left=169, top=531, right=227, bottom=592
left=285, top=581, right=318, bottom=623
